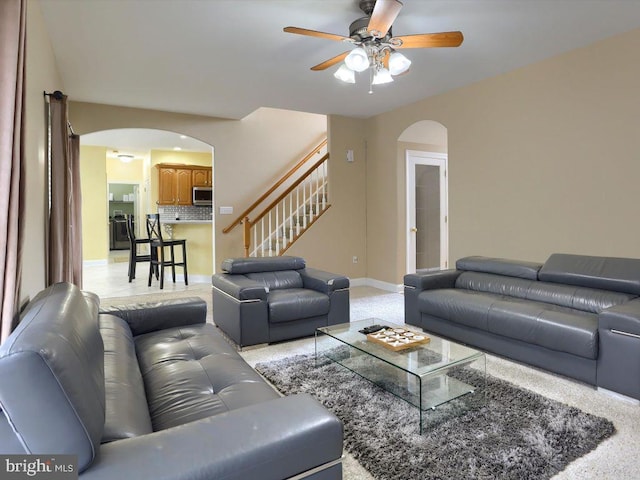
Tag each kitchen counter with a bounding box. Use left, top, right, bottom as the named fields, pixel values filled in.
left=158, top=221, right=213, bottom=279
left=162, top=219, right=212, bottom=224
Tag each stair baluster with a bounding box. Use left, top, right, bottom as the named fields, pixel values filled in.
left=224, top=139, right=330, bottom=258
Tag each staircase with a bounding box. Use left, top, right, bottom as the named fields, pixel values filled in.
left=222, top=140, right=330, bottom=257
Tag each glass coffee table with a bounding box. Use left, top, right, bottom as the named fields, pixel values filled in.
left=315, top=318, right=486, bottom=433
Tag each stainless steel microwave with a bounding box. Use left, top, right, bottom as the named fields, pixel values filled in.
left=192, top=187, right=212, bottom=206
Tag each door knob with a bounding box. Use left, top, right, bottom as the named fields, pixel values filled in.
left=410, top=227, right=418, bottom=233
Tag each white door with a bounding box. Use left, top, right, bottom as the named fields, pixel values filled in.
left=406, top=150, right=448, bottom=273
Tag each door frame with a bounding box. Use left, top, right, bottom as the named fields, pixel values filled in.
left=405, top=150, right=449, bottom=273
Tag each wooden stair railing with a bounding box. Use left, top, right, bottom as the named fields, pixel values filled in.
left=245, top=154, right=330, bottom=257
left=222, top=139, right=327, bottom=235
left=222, top=139, right=330, bottom=257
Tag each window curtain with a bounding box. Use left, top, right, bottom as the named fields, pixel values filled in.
left=0, top=0, right=26, bottom=342
left=47, top=94, right=83, bottom=288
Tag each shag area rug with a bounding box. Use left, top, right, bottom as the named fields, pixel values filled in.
left=255, top=353, right=615, bottom=480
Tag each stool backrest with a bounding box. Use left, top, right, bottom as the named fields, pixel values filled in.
left=146, top=214, right=164, bottom=242
left=125, top=214, right=136, bottom=243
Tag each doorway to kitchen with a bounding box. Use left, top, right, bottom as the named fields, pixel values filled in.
left=108, top=182, right=141, bottom=259
left=80, top=128, right=214, bottom=297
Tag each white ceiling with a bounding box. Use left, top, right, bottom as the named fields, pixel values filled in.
left=39, top=0, right=640, bottom=122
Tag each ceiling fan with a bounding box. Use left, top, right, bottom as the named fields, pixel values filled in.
left=284, top=0, right=463, bottom=92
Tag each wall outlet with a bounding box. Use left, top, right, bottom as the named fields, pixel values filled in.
left=352, top=256, right=358, bottom=264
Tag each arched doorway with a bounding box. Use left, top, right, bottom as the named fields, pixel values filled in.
left=80, top=128, right=214, bottom=296
left=399, top=120, right=448, bottom=273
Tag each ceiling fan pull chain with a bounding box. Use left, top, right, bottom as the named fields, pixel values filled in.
left=369, top=68, right=374, bottom=95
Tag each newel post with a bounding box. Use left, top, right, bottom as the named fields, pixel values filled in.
left=242, top=217, right=251, bottom=257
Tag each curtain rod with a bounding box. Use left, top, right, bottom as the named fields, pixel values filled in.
left=43, top=90, right=77, bottom=136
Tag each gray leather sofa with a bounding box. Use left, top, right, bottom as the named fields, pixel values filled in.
left=404, top=253, right=640, bottom=401
left=212, top=256, right=350, bottom=348
left=0, top=282, right=343, bottom=479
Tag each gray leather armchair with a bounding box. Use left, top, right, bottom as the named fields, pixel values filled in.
left=212, top=256, right=350, bottom=347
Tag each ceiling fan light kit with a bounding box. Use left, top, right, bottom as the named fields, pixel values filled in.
left=344, top=47, right=370, bottom=72
left=334, top=64, right=356, bottom=83
left=284, top=0, right=463, bottom=94
left=372, top=67, right=394, bottom=85
left=388, top=51, right=411, bottom=75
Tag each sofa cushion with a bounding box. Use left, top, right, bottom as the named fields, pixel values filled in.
left=418, top=289, right=495, bottom=331
left=221, top=256, right=306, bottom=274
left=100, top=314, right=152, bottom=442
left=135, top=324, right=279, bottom=431
left=418, top=289, right=598, bottom=359
left=525, top=282, right=635, bottom=313
left=0, top=283, right=105, bottom=473
left=268, top=289, right=330, bottom=323
left=457, top=256, right=542, bottom=280
left=486, top=299, right=598, bottom=359
left=539, top=253, right=640, bottom=295
left=456, top=271, right=634, bottom=313
left=246, top=270, right=303, bottom=291
left=455, top=272, right=534, bottom=299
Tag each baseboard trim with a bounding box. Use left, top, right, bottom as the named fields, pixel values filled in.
left=597, top=387, right=640, bottom=405
left=159, top=273, right=210, bottom=284
left=83, top=259, right=108, bottom=267
left=350, top=278, right=403, bottom=293
left=187, top=274, right=211, bottom=284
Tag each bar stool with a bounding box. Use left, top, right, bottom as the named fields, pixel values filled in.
left=125, top=214, right=158, bottom=282
left=146, top=214, right=188, bottom=289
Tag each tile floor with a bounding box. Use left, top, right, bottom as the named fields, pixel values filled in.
left=83, top=251, right=202, bottom=298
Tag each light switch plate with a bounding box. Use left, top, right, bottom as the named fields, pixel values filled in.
left=346, top=149, right=354, bottom=162
left=219, top=206, right=233, bottom=215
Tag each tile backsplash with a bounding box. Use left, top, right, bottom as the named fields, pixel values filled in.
left=159, top=205, right=212, bottom=223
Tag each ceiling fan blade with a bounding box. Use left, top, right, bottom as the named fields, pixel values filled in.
left=310, top=51, right=350, bottom=71
left=284, top=26, right=351, bottom=43
left=393, top=31, right=464, bottom=49
left=368, top=0, right=403, bottom=38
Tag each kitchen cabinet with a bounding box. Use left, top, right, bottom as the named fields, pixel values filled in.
left=157, top=164, right=213, bottom=205
left=192, top=168, right=212, bottom=187
left=158, top=166, right=178, bottom=205
left=176, top=169, right=192, bottom=205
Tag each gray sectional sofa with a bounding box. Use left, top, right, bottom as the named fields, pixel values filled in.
left=404, top=253, right=640, bottom=400
left=0, top=282, right=343, bottom=479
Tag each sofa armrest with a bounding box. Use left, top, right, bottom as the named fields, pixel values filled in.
left=300, top=268, right=349, bottom=294
left=99, top=297, right=206, bottom=336
left=404, top=269, right=462, bottom=291
left=599, top=298, right=640, bottom=336
left=211, top=273, right=268, bottom=300
left=597, top=298, right=640, bottom=399
left=81, top=394, right=343, bottom=480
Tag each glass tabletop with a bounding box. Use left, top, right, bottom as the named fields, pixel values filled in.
left=317, top=318, right=484, bottom=379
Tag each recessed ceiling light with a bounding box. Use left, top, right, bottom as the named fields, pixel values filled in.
left=179, top=135, right=187, bottom=139
left=173, top=147, right=182, bottom=151
left=117, top=154, right=134, bottom=163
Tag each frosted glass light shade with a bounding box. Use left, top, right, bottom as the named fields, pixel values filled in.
left=372, top=67, right=394, bottom=85
left=344, top=47, right=369, bottom=72
left=334, top=64, right=355, bottom=83
left=388, top=51, right=411, bottom=75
